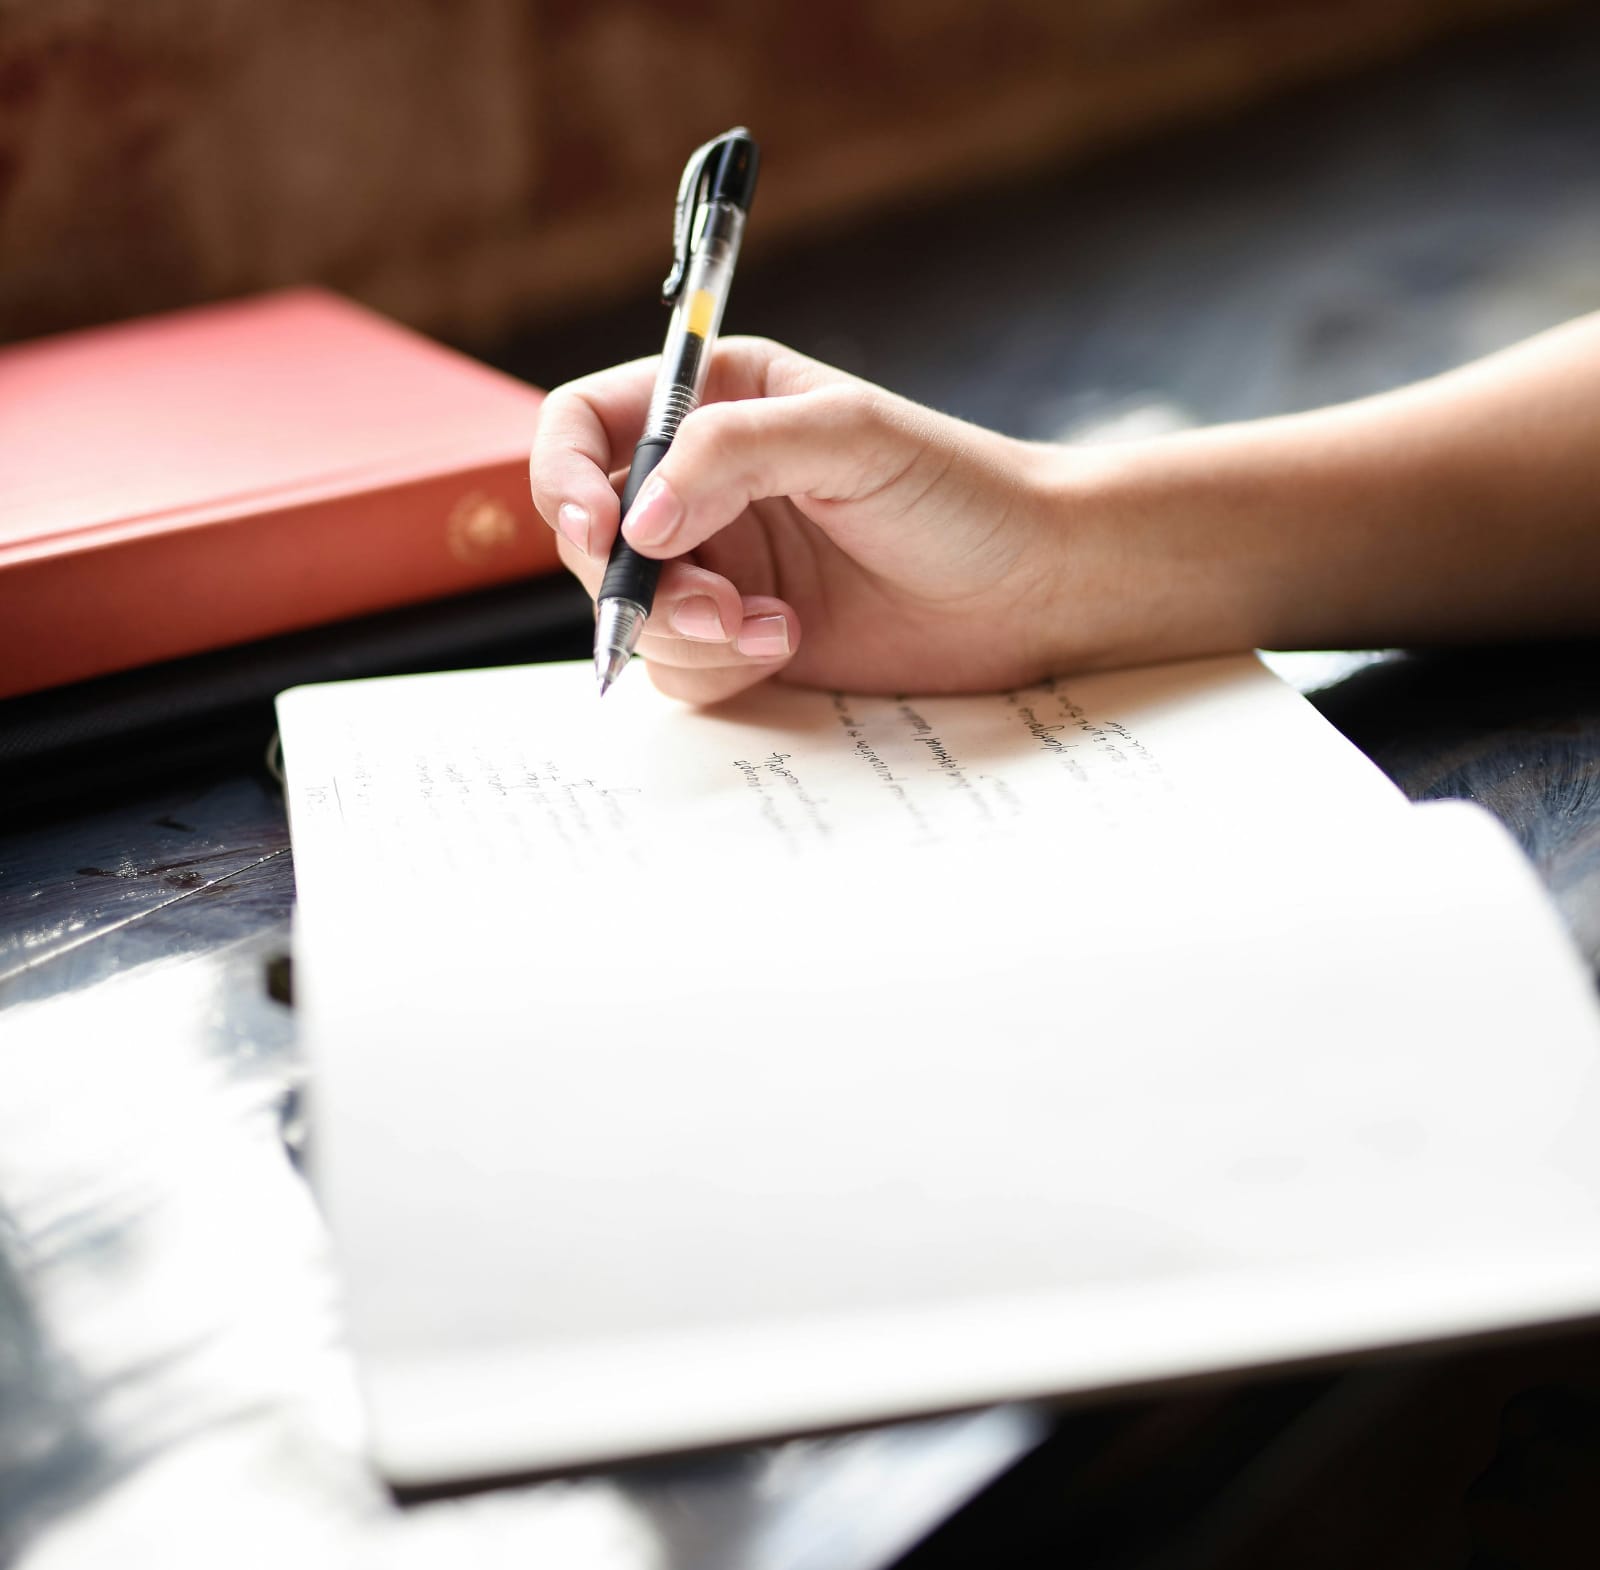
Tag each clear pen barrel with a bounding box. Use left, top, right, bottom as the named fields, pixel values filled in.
left=642, top=201, right=747, bottom=443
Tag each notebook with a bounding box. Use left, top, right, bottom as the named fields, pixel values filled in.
left=0, top=289, right=555, bottom=698
left=276, top=654, right=1600, bottom=1485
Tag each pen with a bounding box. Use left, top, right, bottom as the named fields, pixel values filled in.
left=594, top=128, right=761, bottom=695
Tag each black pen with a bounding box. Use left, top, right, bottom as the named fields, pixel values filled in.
left=594, top=128, right=760, bottom=695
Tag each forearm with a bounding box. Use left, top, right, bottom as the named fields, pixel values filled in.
left=1058, top=313, right=1600, bottom=665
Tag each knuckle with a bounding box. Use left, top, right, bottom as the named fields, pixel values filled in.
left=682, top=402, right=745, bottom=466
left=810, top=382, right=868, bottom=426
left=533, top=386, right=582, bottom=436
left=673, top=410, right=758, bottom=503
left=727, top=335, right=818, bottom=397
left=726, top=333, right=785, bottom=369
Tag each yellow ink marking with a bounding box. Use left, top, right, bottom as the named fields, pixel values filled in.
left=687, top=289, right=716, bottom=338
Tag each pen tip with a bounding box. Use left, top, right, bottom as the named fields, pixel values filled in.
left=595, top=643, right=630, bottom=696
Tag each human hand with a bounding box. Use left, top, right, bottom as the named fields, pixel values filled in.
left=529, top=337, right=1077, bottom=703
left=536, top=311, right=1600, bottom=703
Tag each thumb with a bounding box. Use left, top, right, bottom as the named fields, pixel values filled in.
left=617, top=385, right=920, bottom=558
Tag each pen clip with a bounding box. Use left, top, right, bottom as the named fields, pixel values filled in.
left=661, top=128, right=743, bottom=305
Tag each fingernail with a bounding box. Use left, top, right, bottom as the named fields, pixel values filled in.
left=736, top=613, right=791, bottom=658
left=557, top=502, right=590, bottom=554
left=623, top=474, right=683, bottom=549
left=669, top=596, right=727, bottom=641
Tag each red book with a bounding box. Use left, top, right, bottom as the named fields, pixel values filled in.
left=0, top=289, right=556, bottom=699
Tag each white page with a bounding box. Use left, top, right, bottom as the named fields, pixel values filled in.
left=279, top=654, right=1402, bottom=894
left=277, top=656, right=1600, bottom=1483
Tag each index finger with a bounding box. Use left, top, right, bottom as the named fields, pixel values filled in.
left=529, top=356, right=658, bottom=556
left=531, top=339, right=805, bottom=558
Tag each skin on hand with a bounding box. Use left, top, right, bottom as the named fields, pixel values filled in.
left=531, top=316, right=1600, bottom=704
left=528, top=337, right=1080, bottom=704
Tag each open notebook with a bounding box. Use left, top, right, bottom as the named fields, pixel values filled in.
left=276, top=654, right=1600, bottom=1486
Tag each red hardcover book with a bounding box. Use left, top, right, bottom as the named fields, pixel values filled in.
left=0, top=289, right=556, bottom=699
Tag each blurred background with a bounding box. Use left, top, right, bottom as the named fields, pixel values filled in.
left=4, top=0, right=1599, bottom=438
left=7, top=0, right=1600, bottom=787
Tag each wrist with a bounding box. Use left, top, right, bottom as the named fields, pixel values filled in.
left=1024, top=428, right=1291, bottom=674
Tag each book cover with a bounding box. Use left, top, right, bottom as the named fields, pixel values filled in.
left=0, top=289, right=557, bottom=698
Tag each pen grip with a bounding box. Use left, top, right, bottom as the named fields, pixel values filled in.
left=599, top=437, right=671, bottom=610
